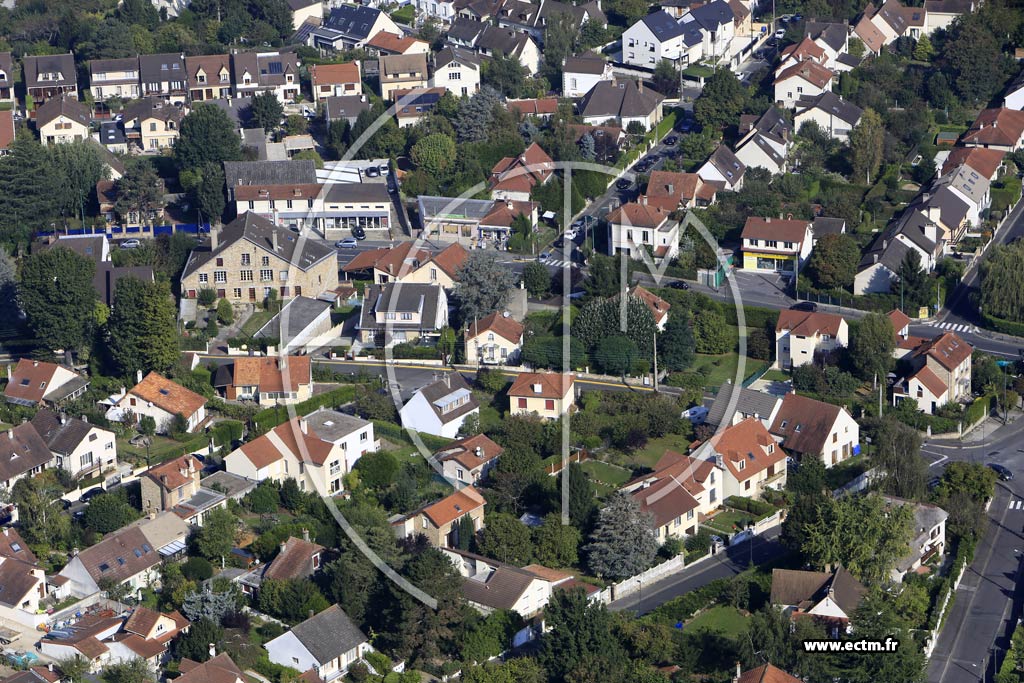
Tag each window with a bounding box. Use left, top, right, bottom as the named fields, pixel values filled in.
left=233, top=288, right=242, bottom=298
left=518, top=397, right=528, bottom=409
left=360, top=431, right=368, bottom=442
left=216, top=258, right=224, bottom=267
left=687, top=509, right=694, bottom=520
left=261, top=255, right=270, bottom=266
left=214, top=270, right=227, bottom=283
left=401, top=312, right=413, bottom=320
left=449, top=71, right=461, bottom=80
left=767, top=240, right=778, bottom=248
left=330, top=460, right=341, bottom=475
left=430, top=268, right=438, bottom=281
left=545, top=399, right=555, bottom=411
left=738, top=459, right=745, bottom=471
left=241, top=270, right=253, bottom=282
left=88, top=433, right=98, bottom=442
left=260, top=269, right=273, bottom=282
left=744, top=480, right=751, bottom=491
left=457, top=468, right=464, bottom=480
left=241, top=253, right=251, bottom=266
left=80, top=452, right=93, bottom=467
left=248, top=201, right=254, bottom=210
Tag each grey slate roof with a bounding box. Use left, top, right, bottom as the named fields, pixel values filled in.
left=706, top=382, right=781, bottom=428
left=435, top=45, right=481, bottom=70
left=138, top=53, right=185, bottom=84
left=320, top=5, right=384, bottom=41
left=796, top=91, right=863, bottom=126
left=0, top=422, right=59, bottom=484
left=804, top=20, right=849, bottom=53
left=287, top=605, right=367, bottom=663
left=563, top=53, right=607, bottom=75
left=579, top=79, right=664, bottom=120
left=100, top=121, right=126, bottom=146
left=359, top=283, right=443, bottom=332
left=182, top=212, right=335, bottom=278
left=642, top=10, right=688, bottom=40
left=324, top=95, right=370, bottom=123
left=23, top=53, right=75, bottom=90
left=924, top=186, right=970, bottom=229
left=31, top=409, right=95, bottom=457
left=255, top=296, right=332, bottom=342
left=410, top=372, right=479, bottom=425
left=836, top=52, right=862, bottom=68
left=812, top=216, right=846, bottom=238
left=323, top=182, right=391, bottom=203
left=418, top=195, right=495, bottom=222
left=771, top=567, right=866, bottom=615
left=203, top=97, right=254, bottom=129
left=0, top=53, right=13, bottom=90
left=688, top=0, right=734, bottom=31
left=35, top=95, right=90, bottom=128
left=224, top=159, right=318, bottom=187
left=476, top=25, right=532, bottom=56
left=304, top=408, right=373, bottom=441
left=447, top=17, right=487, bottom=45
left=89, top=57, right=140, bottom=84
left=858, top=230, right=912, bottom=273
left=461, top=564, right=537, bottom=610
left=705, top=144, right=745, bottom=183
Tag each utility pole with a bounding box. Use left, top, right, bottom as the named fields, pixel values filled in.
left=652, top=333, right=659, bottom=392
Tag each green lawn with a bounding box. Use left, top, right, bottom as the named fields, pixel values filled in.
left=240, top=310, right=275, bottom=336
left=390, top=4, right=415, bottom=23
left=628, top=435, right=691, bottom=469
left=761, top=369, right=789, bottom=383
left=692, top=352, right=765, bottom=390
left=581, top=460, right=632, bottom=487
left=118, top=433, right=210, bottom=465
left=685, top=605, right=749, bottom=637
left=703, top=508, right=755, bottom=535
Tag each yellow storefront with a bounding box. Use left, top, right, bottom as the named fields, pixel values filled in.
left=742, top=250, right=798, bottom=273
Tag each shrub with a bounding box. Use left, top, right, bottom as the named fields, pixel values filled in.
left=685, top=528, right=714, bottom=553
left=182, top=557, right=214, bottom=581
left=198, top=288, right=217, bottom=307
left=216, top=298, right=234, bottom=325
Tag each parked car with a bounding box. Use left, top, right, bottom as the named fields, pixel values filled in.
left=365, top=166, right=380, bottom=178
left=682, top=405, right=708, bottom=424
left=352, top=225, right=366, bottom=240
left=615, top=178, right=632, bottom=190
left=664, top=135, right=679, bottom=146
left=336, top=237, right=358, bottom=249
left=668, top=280, right=690, bottom=290
left=774, top=28, right=786, bottom=38
left=538, top=251, right=551, bottom=263
left=565, top=227, right=579, bottom=240
left=81, top=487, right=106, bottom=501
left=379, top=164, right=390, bottom=174
left=790, top=301, right=818, bottom=312
left=988, top=463, right=1014, bottom=481
left=119, top=239, right=141, bottom=249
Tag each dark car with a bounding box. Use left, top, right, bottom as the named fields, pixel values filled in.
left=81, top=487, right=105, bottom=502
left=668, top=280, right=690, bottom=290
left=364, top=166, right=380, bottom=178
left=664, top=135, right=679, bottom=146
left=615, top=178, right=632, bottom=190
left=352, top=225, right=366, bottom=240
left=988, top=463, right=1014, bottom=481
left=790, top=301, right=818, bottom=313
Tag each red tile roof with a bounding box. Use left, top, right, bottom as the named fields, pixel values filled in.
left=911, top=365, right=948, bottom=398
left=129, top=372, right=206, bottom=418
left=709, top=418, right=787, bottom=482
left=145, top=454, right=200, bottom=491
left=263, top=536, right=325, bottom=581
left=468, top=310, right=524, bottom=343
left=0, top=110, right=14, bottom=152
left=366, top=31, right=424, bottom=54
left=917, top=331, right=972, bottom=370
left=643, top=170, right=701, bottom=211
left=434, top=433, right=504, bottom=471
left=228, top=356, right=311, bottom=393
left=508, top=372, right=574, bottom=400
left=887, top=309, right=911, bottom=335
left=775, top=309, right=845, bottom=337
left=4, top=359, right=75, bottom=405
left=630, top=285, right=670, bottom=324
left=737, top=663, right=802, bottom=683
left=507, top=97, right=559, bottom=116
left=963, top=108, right=1024, bottom=148
left=769, top=393, right=843, bottom=457
left=941, top=147, right=1005, bottom=179
left=490, top=142, right=554, bottom=194
left=422, top=486, right=485, bottom=527
left=237, top=416, right=334, bottom=469
left=607, top=202, right=670, bottom=228
left=310, top=62, right=360, bottom=87
left=780, top=36, right=826, bottom=63
left=741, top=217, right=811, bottom=244
left=775, top=60, right=834, bottom=88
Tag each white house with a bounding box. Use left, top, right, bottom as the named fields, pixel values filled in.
left=58, top=525, right=164, bottom=597
left=431, top=46, right=481, bottom=97
left=734, top=107, right=791, bottom=175
left=882, top=496, right=948, bottom=580
left=265, top=605, right=370, bottom=681
left=465, top=311, right=525, bottom=365
left=606, top=202, right=680, bottom=262
left=621, top=10, right=702, bottom=69
left=794, top=91, right=863, bottom=141
left=774, top=309, right=849, bottom=370
left=683, top=0, right=736, bottom=65
left=692, top=417, right=787, bottom=499
left=109, top=372, right=207, bottom=434
left=31, top=409, right=117, bottom=480
left=224, top=410, right=377, bottom=495
left=1004, top=70, right=1024, bottom=110
left=578, top=79, right=664, bottom=131
left=698, top=145, right=745, bottom=191
left=562, top=53, right=614, bottom=98
left=739, top=216, right=813, bottom=274
left=444, top=548, right=579, bottom=617
left=769, top=393, right=859, bottom=467
left=399, top=373, right=480, bottom=438
left=774, top=61, right=833, bottom=109
left=415, top=0, right=457, bottom=22
left=924, top=0, right=974, bottom=34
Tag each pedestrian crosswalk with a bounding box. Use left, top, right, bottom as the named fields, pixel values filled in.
left=925, top=321, right=978, bottom=334
left=1009, top=500, right=1024, bottom=510
left=545, top=259, right=574, bottom=269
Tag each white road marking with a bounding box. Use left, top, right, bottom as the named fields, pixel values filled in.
left=928, top=455, right=948, bottom=468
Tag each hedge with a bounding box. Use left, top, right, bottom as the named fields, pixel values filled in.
left=721, top=305, right=779, bottom=330
left=253, top=385, right=359, bottom=430
left=965, top=395, right=995, bottom=427
left=982, top=312, right=1024, bottom=338
left=372, top=419, right=452, bottom=452
left=369, top=344, right=443, bottom=360
left=929, top=537, right=977, bottom=632
left=211, top=420, right=244, bottom=447
left=724, top=496, right=776, bottom=519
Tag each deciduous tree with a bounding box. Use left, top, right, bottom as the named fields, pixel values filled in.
left=693, top=69, right=748, bottom=131
left=849, top=108, right=885, bottom=184
left=175, top=103, right=243, bottom=172
left=107, top=277, right=179, bottom=377
left=250, top=91, right=285, bottom=133
left=848, top=312, right=895, bottom=381
left=806, top=233, right=860, bottom=290
left=19, top=247, right=96, bottom=360
left=476, top=512, right=534, bottom=564
left=411, top=133, right=456, bottom=176
left=455, top=251, right=519, bottom=324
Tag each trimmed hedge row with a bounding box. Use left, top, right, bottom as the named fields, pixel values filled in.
left=372, top=419, right=452, bottom=452
left=721, top=305, right=779, bottom=330
left=724, top=496, right=776, bottom=519
left=253, top=385, right=359, bottom=430
left=965, top=395, right=995, bottom=427
left=982, top=312, right=1024, bottom=338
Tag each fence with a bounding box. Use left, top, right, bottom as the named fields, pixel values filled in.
left=832, top=466, right=880, bottom=498
left=36, top=222, right=211, bottom=238
left=544, top=450, right=589, bottom=476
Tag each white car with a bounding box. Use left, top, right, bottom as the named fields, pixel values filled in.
left=564, top=228, right=579, bottom=240
left=119, top=239, right=141, bottom=249
left=774, top=28, right=786, bottom=39
left=335, top=237, right=358, bottom=249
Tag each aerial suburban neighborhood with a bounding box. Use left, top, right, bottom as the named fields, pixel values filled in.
left=0, top=0, right=1021, bottom=682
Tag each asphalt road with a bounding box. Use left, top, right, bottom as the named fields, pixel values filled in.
left=609, top=528, right=784, bottom=615
left=924, top=417, right=1024, bottom=683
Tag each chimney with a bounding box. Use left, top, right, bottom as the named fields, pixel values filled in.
left=272, top=229, right=279, bottom=251
left=32, top=361, right=38, bottom=367
left=60, top=414, right=66, bottom=425
left=280, top=540, right=287, bottom=553
left=210, top=227, right=219, bottom=251
left=734, top=662, right=741, bottom=682
left=209, top=643, right=216, bottom=658
left=302, top=528, right=309, bottom=542
left=71, top=547, right=79, bottom=557
left=4, top=365, right=9, bottom=381
left=136, top=369, right=143, bottom=384
left=7, top=431, right=11, bottom=441
left=299, top=418, right=307, bottom=434
left=786, top=213, right=793, bottom=220
left=638, top=79, right=643, bottom=93
left=82, top=415, right=88, bottom=424
left=48, top=664, right=54, bottom=673
left=161, top=475, right=168, bottom=485
left=873, top=253, right=879, bottom=264
left=3, top=528, right=8, bottom=537
left=309, top=609, right=314, bottom=619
